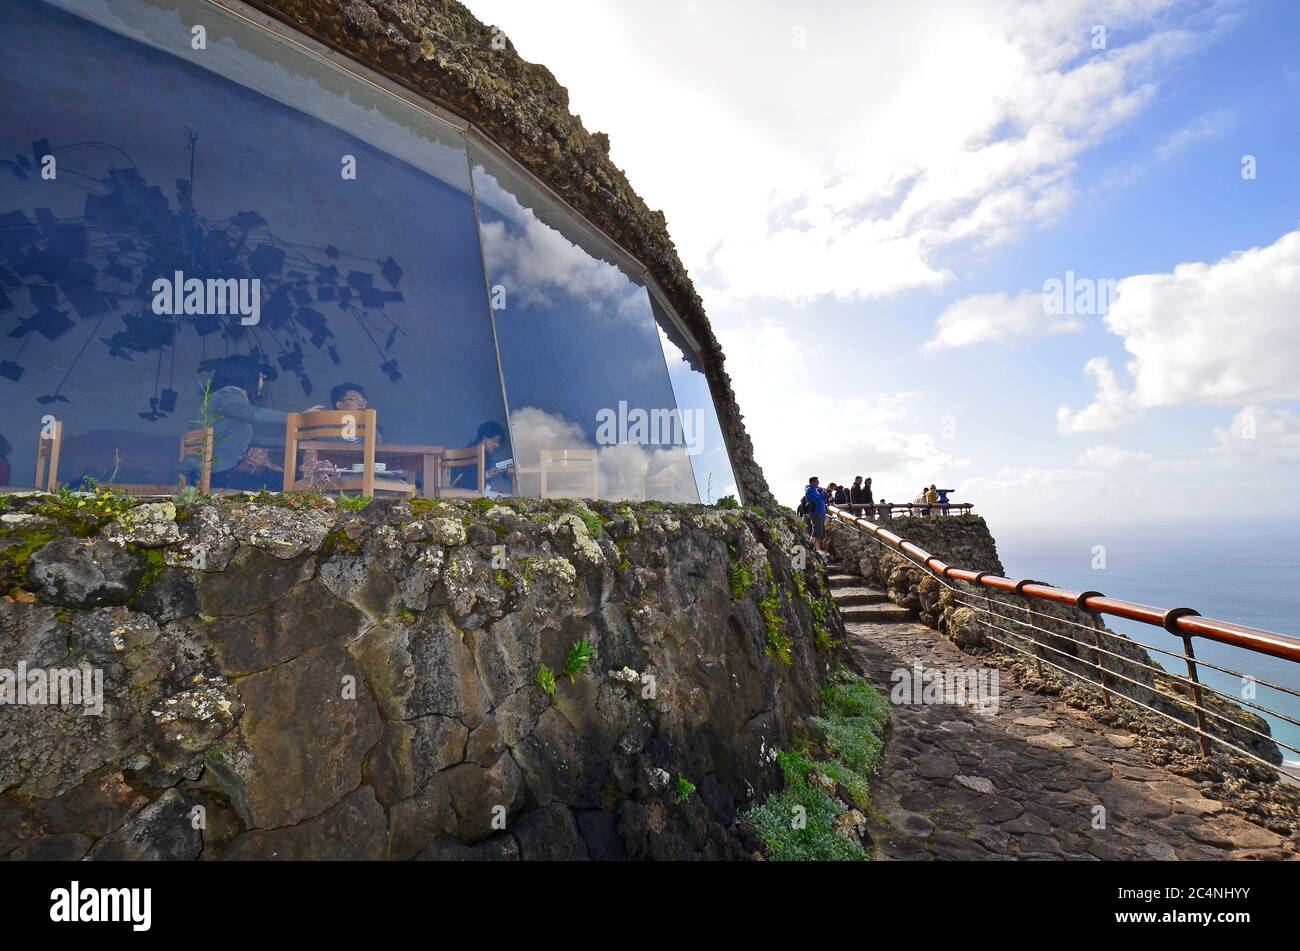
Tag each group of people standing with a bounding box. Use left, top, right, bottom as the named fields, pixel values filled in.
left=799, top=475, right=951, bottom=553
left=799, top=474, right=875, bottom=554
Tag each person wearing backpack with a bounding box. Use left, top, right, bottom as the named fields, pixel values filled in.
left=796, top=493, right=812, bottom=537
left=804, top=476, right=828, bottom=554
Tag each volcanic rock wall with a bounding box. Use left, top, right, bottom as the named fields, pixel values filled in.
left=0, top=493, right=838, bottom=860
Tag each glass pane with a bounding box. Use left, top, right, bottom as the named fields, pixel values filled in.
left=650, top=296, right=740, bottom=505
left=0, top=0, right=511, bottom=496
left=470, top=143, right=698, bottom=502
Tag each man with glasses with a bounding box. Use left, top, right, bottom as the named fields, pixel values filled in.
left=329, top=382, right=385, bottom=444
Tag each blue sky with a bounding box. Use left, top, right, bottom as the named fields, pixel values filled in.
left=467, top=0, right=1300, bottom=537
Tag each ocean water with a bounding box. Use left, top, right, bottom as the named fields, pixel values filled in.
left=994, top=519, right=1300, bottom=773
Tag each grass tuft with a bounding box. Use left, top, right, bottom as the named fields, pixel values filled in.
left=534, top=664, right=558, bottom=697
left=741, top=673, right=889, bottom=861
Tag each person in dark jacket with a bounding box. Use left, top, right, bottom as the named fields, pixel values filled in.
left=200, top=355, right=291, bottom=491
left=465, top=420, right=511, bottom=494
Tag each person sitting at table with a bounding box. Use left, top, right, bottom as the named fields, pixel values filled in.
left=465, top=420, right=511, bottom=494
left=199, top=355, right=293, bottom=491
left=328, top=382, right=384, bottom=444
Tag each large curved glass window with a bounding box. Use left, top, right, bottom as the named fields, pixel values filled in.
left=650, top=296, right=740, bottom=504
left=470, top=144, right=699, bottom=502
left=0, top=0, right=510, bottom=493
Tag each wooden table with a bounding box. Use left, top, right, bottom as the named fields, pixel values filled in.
left=297, top=441, right=444, bottom=498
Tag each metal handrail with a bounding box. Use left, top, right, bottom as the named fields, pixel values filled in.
left=837, top=502, right=975, bottom=517
left=827, top=505, right=1300, bottom=663
left=826, top=504, right=1300, bottom=765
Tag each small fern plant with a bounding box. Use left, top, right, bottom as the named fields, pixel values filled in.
left=564, top=639, right=596, bottom=681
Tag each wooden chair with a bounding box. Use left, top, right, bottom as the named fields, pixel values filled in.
left=539, top=448, right=598, bottom=500
left=282, top=409, right=414, bottom=497
left=178, top=427, right=214, bottom=495
left=436, top=443, right=486, bottom=498
left=34, top=419, right=62, bottom=492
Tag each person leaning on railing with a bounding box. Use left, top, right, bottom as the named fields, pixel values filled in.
left=925, top=484, right=940, bottom=515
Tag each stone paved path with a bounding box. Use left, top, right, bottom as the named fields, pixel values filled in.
left=829, top=569, right=1297, bottom=861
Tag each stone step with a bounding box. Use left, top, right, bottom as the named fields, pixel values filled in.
left=827, top=574, right=859, bottom=588
left=841, top=603, right=914, bottom=624
left=835, top=591, right=891, bottom=607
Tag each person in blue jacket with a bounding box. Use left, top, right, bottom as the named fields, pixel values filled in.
left=804, top=475, right=827, bottom=554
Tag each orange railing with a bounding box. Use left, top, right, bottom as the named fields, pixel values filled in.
left=827, top=504, right=1300, bottom=773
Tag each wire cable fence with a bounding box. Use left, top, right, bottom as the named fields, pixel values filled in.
left=826, top=505, right=1300, bottom=778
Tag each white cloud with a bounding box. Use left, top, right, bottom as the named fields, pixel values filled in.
left=1213, top=406, right=1300, bottom=463
left=1076, top=445, right=1153, bottom=468
left=1057, top=229, right=1300, bottom=430
left=711, top=314, right=966, bottom=506
left=466, top=0, right=1233, bottom=306
left=925, top=289, right=1082, bottom=351
left=1056, top=357, right=1142, bottom=433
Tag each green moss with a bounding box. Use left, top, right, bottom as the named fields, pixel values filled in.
left=408, top=498, right=449, bottom=517
left=203, top=732, right=241, bottom=762
left=813, top=622, right=835, bottom=653
left=469, top=496, right=516, bottom=516
left=32, top=486, right=139, bottom=536
left=319, top=526, right=362, bottom=559
left=337, top=493, right=372, bottom=512
left=675, top=775, right=696, bottom=803
left=0, top=529, right=55, bottom=588
left=568, top=501, right=605, bottom=537
left=129, top=547, right=167, bottom=601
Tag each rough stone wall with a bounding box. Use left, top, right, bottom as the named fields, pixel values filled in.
left=0, top=492, right=837, bottom=860
left=241, top=0, right=772, bottom=508
left=827, top=515, right=1283, bottom=768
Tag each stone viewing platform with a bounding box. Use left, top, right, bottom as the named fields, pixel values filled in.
left=833, top=570, right=1296, bottom=859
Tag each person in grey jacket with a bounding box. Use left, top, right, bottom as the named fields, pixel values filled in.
left=201, top=355, right=291, bottom=491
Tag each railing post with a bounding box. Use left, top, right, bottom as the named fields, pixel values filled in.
left=1163, top=608, right=1211, bottom=758
left=1180, top=634, right=1212, bottom=758
left=1014, top=580, right=1043, bottom=678
left=1076, top=592, right=1110, bottom=709
left=1087, top=614, right=1111, bottom=709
